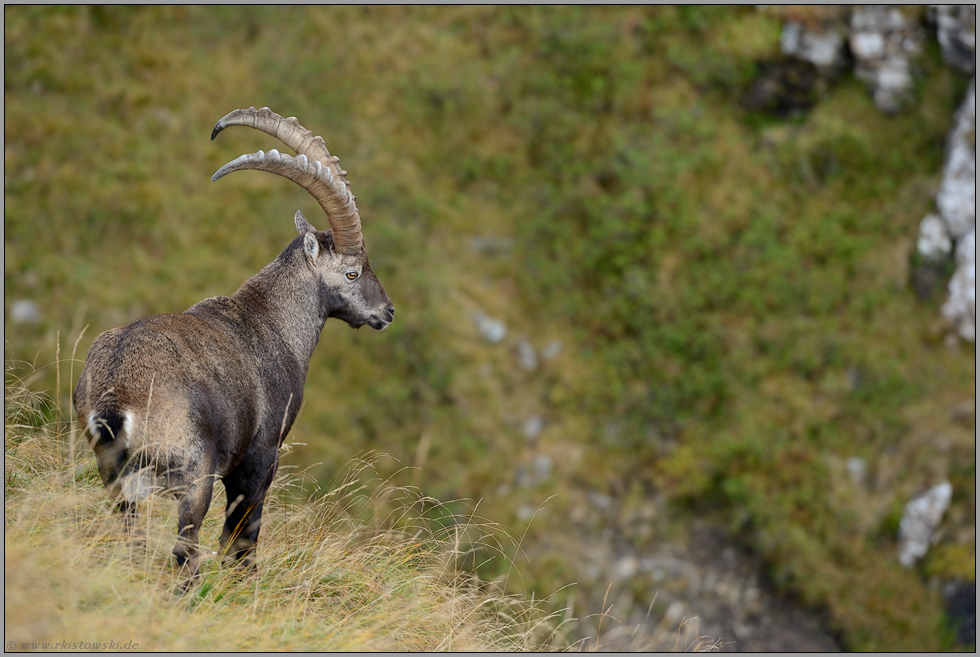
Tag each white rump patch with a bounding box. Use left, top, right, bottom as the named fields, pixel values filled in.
left=87, top=412, right=100, bottom=441
left=86, top=410, right=135, bottom=448
left=122, top=411, right=135, bottom=448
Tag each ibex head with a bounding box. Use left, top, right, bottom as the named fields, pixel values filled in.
left=211, top=107, right=394, bottom=330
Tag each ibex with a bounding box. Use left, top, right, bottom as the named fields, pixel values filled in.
left=73, top=107, right=393, bottom=585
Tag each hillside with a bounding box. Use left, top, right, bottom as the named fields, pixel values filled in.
left=5, top=6, right=975, bottom=650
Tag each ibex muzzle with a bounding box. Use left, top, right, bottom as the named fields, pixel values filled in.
left=73, top=107, right=393, bottom=587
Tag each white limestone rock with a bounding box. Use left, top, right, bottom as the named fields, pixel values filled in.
left=937, top=82, right=976, bottom=341
left=780, top=20, right=845, bottom=71
left=849, top=5, right=923, bottom=113
left=941, top=229, right=976, bottom=341
left=917, top=214, right=953, bottom=261
left=898, top=482, right=953, bottom=567
left=936, top=81, right=976, bottom=242
left=930, top=4, right=976, bottom=73
left=10, top=300, right=41, bottom=324
left=473, top=312, right=507, bottom=344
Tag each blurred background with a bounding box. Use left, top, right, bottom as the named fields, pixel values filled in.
left=4, top=6, right=975, bottom=651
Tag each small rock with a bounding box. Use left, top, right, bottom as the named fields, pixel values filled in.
left=898, top=481, right=953, bottom=567
left=541, top=339, right=563, bottom=360
left=533, top=453, right=553, bottom=478
left=917, top=213, right=953, bottom=260
left=846, top=457, right=867, bottom=486
left=473, top=312, right=506, bottom=344
left=614, top=555, right=638, bottom=581
left=517, top=339, right=537, bottom=371
left=10, top=299, right=41, bottom=324
left=662, top=600, right=686, bottom=627
left=588, top=491, right=614, bottom=511
left=516, top=504, right=536, bottom=522
left=850, top=30, right=886, bottom=59
left=780, top=20, right=845, bottom=70
left=471, top=235, right=514, bottom=255
left=522, top=415, right=544, bottom=441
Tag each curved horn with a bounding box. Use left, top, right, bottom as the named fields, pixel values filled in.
left=211, top=107, right=363, bottom=254
left=212, top=149, right=364, bottom=252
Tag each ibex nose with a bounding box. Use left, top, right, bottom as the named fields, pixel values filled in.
left=385, top=305, right=395, bottom=322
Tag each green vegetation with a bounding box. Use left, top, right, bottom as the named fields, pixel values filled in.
left=5, top=6, right=975, bottom=651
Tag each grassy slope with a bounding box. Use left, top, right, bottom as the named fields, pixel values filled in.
left=5, top=6, right=975, bottom=651
left=4, top=373, right=556, bottom=652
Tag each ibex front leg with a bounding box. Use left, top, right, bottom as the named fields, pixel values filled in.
left=220, top=444, right=278, bottom=570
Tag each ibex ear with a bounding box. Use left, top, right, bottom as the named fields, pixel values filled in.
left=303, top=232, right=320, bottom=262
left=294, top=210, right=317, bottom=235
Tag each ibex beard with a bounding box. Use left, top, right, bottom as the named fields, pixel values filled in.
left=73, top=107, right=394, bottom=589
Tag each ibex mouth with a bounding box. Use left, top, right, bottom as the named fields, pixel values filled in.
left=365, top=306, right=394, bottom=331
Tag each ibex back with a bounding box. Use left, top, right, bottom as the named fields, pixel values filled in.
left=73, top=107, right=394, bottom=586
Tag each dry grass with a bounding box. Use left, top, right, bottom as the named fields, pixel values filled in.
left=4, top=358, right=568, bottom=653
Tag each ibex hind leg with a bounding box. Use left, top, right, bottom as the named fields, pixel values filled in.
left=220, top=445, right=279, bottom=571
left=172, top=475, right=215, bottom=592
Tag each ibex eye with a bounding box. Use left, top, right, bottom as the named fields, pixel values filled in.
left=346, top=271, right=358, bottom=281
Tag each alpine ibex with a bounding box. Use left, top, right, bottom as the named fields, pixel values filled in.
left=73, top=107, right=393, bottom=585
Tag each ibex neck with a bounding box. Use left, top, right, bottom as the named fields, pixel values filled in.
left=233, top=245, right=325, bottom=368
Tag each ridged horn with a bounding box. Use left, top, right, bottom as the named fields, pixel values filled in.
left=212, top=149, right=364, bottom=253
left=211, top=107, right=364, bottom=254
